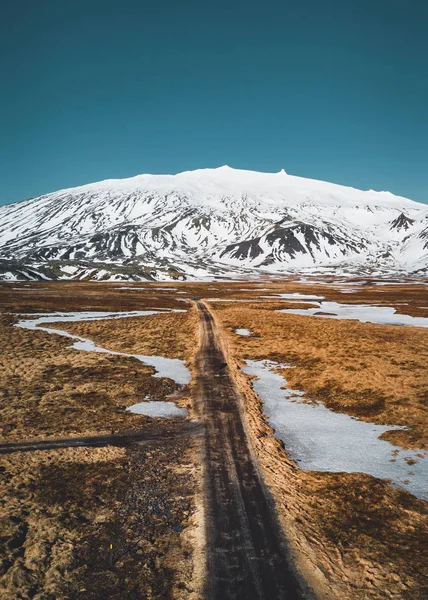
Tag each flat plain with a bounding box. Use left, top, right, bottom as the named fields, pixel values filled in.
left=0, top=279, right=427, bottom=600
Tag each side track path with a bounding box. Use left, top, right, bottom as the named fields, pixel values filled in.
left=194, top=301, right=309, bottom=600
left=0, top=422, right=202, bottom=454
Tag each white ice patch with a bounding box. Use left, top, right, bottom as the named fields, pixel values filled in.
left=119, top=286, right=178, bottom=291
left=207, top=298, right=257, bottom=302
left=374, top=282, right=427, bottom=286
left=127, top=401, right=187, bottom=418
left=243, top=360, right=428, bottom=500
left=60, top=265, right=79, bottom=275
left=15, top=311, right=191, bottom=385
left=235, top=328, right=252, bottom=336
left=262, top=293, right=325, bottom=300
left=278, top=301, right=428, bottom=328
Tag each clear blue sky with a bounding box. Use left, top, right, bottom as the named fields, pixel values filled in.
left=1, top=0, right=427, bottom=206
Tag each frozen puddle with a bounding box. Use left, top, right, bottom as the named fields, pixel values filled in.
left=235, top=328, right=252, bottom=336
left=262, top=293, right=325, bottom=301
left=127, top=401, right=187, bottom=418
left=207, top=299, right=258, bottom=303
left=119, top=286, right=177, bottom=291
left=243, top=360, right=428, bottom=500
left=278, top=301, right=428, bottom=328
left=15, top=311, right=191, bottom=385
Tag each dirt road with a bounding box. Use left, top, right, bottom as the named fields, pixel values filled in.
left=194, top=301, right=309, bottom=600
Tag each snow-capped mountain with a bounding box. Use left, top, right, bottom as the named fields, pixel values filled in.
left=0, top=166, right=427, bottom=281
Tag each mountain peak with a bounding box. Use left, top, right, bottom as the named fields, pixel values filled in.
left=390, top=212, right=416, bottom=231
left=29, top=167, right=423, bottom=213
left=0, top=166, right=427, bottom=281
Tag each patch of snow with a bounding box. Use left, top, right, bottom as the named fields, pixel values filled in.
left=278, top=302, right=428, bottom=328
left=1, top=272, right=17, bottom=281
left=235, top=328, right=252, bottom=336
left=374, top=281, right=427, bottom=286
left=60, top=265, right=79, bottom=275
left=261, top=293, right=325, bottom=300
left=207, top=298, right=258, bottom=302
left=15, top=311, right=191, bottom=385
left=127, top=401, right=187, bottom=418
left=243, top=360, right=428, bottom=500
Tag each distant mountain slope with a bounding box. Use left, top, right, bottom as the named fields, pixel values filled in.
left=0, top=166, right=427, bottom=280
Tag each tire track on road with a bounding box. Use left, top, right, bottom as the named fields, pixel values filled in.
left=194, top=301, right=309, bottom=600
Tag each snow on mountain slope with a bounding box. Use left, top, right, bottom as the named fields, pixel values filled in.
left=396, top=211, right=428, bottom=273
left=0, top=166, right=427, bottom=280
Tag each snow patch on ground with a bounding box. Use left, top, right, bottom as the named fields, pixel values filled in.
left=235, top=328, right=252, bottom=336
left=127, top=401, right=187, bottom=418
left=262, top=293, right=325, bottom=300
left=243, top=360, right=428, bottom=500
left=207, top=299, right=257, bottom=302
left=278, top=302, right=428, bottom=328
left=15, top=311, right=191, bottom=385
left=374, top=281, right=427, bottom=286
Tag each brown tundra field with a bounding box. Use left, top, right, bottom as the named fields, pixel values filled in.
left=0, top=278, right=427, bottom=600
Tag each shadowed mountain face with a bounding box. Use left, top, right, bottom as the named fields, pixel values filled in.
left=220, top=222, right=367, bottom=266
left=390, top=213, right=415, bottom=231
left=0, top=167, right=427, bottom=280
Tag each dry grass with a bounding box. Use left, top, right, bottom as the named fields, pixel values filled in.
left=53, top=310, right=197, bottom=362
left=1, top=279, right=427, bottom=599
left=0, top=293, right=198, bottom=442
left=0, top=285, right=203, bottom=599
left=212, top=295, right=428, bottom=450
left=0, top=440, right=200, bottom=600
left=0, top=281, right=186, bottom=312
left=213, top=304, right=428, bottom=599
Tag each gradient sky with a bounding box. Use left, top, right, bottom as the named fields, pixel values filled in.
left=1, top=0, right=427, bottom=206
